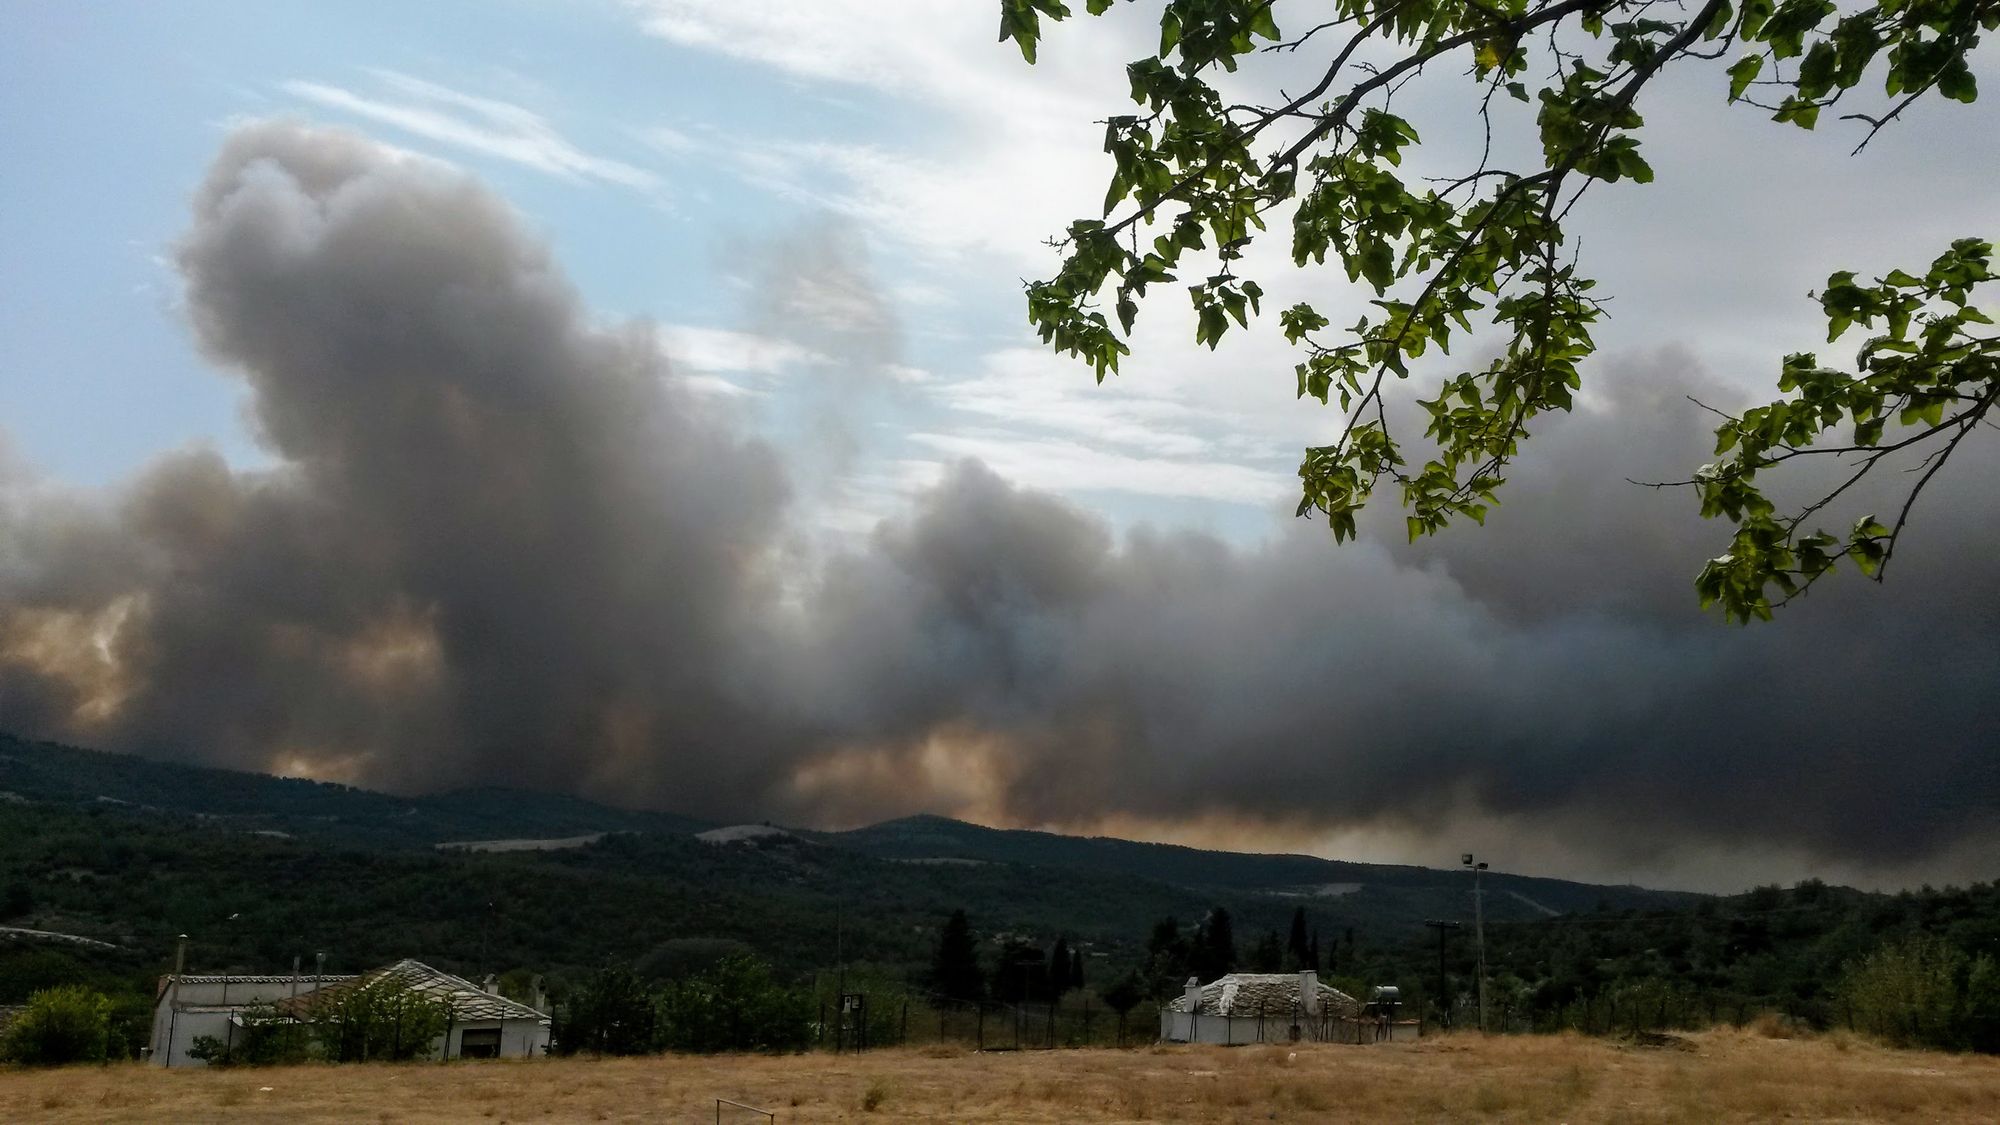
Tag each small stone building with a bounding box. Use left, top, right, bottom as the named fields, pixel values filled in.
left=1159, top=970, right=1359, bottom=1045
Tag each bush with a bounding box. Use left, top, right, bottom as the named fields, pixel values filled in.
left=309, top=979, right=449, bottom=1062
left=551, top=966, right=656, bottom=1056
left=2, top=985, right=112, bottom=1065
left=655, top=956, right=812, bottom=1054
left=186, top=1005, right=314, bottom=1066
left=1839, top=935, right=1992, bottom=1051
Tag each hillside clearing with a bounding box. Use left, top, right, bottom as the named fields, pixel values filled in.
left=5, top=1029, right=1997, bottom=1123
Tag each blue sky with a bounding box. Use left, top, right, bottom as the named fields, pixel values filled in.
left=6, top=0, right=1992, bottom=534
left=2, top=0, right=1301, bottom=543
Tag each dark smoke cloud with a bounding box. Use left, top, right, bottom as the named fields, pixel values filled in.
left=778, top=350, right=2000, bottom=886
left=1, top=122, right=796, bottom=805
left=2, top=122, right=1994, bottom=889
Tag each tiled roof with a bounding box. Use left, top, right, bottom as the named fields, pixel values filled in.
left=275, top=959, right=546, bottom=1023
left=1165, top=974, right=1359, bottom=1017
left=156, top=974, right=354, bottom=1001
left=169, top=974, right=355, bottom=984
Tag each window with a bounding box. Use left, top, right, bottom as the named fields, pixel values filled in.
left=459, top=1027, right=502, bottom=1058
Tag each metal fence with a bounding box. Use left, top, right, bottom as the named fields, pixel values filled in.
left=811, top=994, right=1423, bottom=1052
left=814, top=995, right=1150, bottom=1051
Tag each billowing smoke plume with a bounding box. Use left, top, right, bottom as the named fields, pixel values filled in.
left=0, top=122, right=796, bottom=804
left=2, top=122, right=1994, bottom=888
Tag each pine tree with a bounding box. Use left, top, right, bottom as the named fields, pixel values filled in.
left=931, top=909, right=984, bottom=1003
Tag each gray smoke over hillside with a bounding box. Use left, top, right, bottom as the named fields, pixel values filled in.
left=1, top=122, right=1993, bottom=889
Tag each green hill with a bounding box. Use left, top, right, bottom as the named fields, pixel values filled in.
left=820, top=813, right=1691, bottom=915
left=0, top=732, right=711, bottom=847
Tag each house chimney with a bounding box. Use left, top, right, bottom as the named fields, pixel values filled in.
left=1183, top=976, right=1202, bottom=1011
left=482, top=973, right=498, bottom=995
left=1300, top=969, right=1318, bottom=1016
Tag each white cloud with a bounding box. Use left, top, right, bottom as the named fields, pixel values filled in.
left=627, top=0, right=1152, bottom=270
left=282, top=70, right=659, bottom=190
left=626, top=0, right=1121, bottom=111
left=908, top=430, right=1291, bottom=506
left=662, top=325, right=826, bottom=377
left=931, top=346, right=1219, bottom=459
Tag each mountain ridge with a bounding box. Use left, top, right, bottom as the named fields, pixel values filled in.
left=1, top=732, right=1694, bottom=909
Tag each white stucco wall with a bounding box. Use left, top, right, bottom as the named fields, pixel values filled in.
left=1158, top=1010, right=1315, bottom=1045
left=1159, top=1010, right=1405, bottom=1045
left=152, top=980, right=324, bottom=1067
left=443, top=1018, right=550, bottom=1059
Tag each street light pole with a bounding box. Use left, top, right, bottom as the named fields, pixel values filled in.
left=1462, top=854, right=1489, bottom=1033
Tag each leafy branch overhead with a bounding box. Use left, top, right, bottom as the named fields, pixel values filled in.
left=1001, top=0, right=1996, bottom=620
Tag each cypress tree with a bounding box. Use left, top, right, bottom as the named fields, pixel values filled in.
left=1287, top=907, right=1310, bottom=969
left=931, top=909, right=984, bottom=1003
left=1310, top=929, right=1322, bottom=972
left=1051, top=936, right=1073, bottom=995
left=1252, top=929, right=1284, bottom=972
left=1071, top=948, right=1084, bottom=992
left=1196, top=907, right=1236, bottom=979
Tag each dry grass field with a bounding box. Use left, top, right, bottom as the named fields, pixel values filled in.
left=4, top=1028, right=1997, bottom=1123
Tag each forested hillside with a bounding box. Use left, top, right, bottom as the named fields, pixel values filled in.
left=3, top=733, right=1995, bottom=1056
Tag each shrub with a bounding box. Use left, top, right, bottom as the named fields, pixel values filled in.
left=655, top=956, right=812, bottom=1054
left=308, top=979, right=449, bottom=1062
left=1839, top=935, right=1988, bottom=1051
left=2, top=985, right=113, bottom=1065
left=551, top=965, right=656, bottom=1056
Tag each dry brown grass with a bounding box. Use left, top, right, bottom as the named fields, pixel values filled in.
left=2, top=1027, right=1995, bottom=1123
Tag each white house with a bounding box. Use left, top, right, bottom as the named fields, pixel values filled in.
left=151, top=959, right=549, bottom=1065
left=1160, top=970, right=1360, bottom=1045
left=150, top=971, right=353, bottom=1067
left=274, top=959, right=551, bottom=1060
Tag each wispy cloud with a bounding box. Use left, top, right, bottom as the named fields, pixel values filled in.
left=282, top=70, right=659, bottom=190
left=663, top=325, right=826, bottom=378
left=908, top=430, right=1291, bottom=506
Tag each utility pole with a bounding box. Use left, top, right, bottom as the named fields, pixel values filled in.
left=1422, top=920, right=1460, bottom=1029
left=1462, top=854, right=1489, bottom=1033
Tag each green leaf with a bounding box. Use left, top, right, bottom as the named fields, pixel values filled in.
left=1727, top=55, right=1764, bottom=103
left=1247, top=5, right=1279, bottom=42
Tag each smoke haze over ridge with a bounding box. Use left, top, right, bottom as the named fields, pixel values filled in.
left=1, top=122, right=1994, bottom=892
